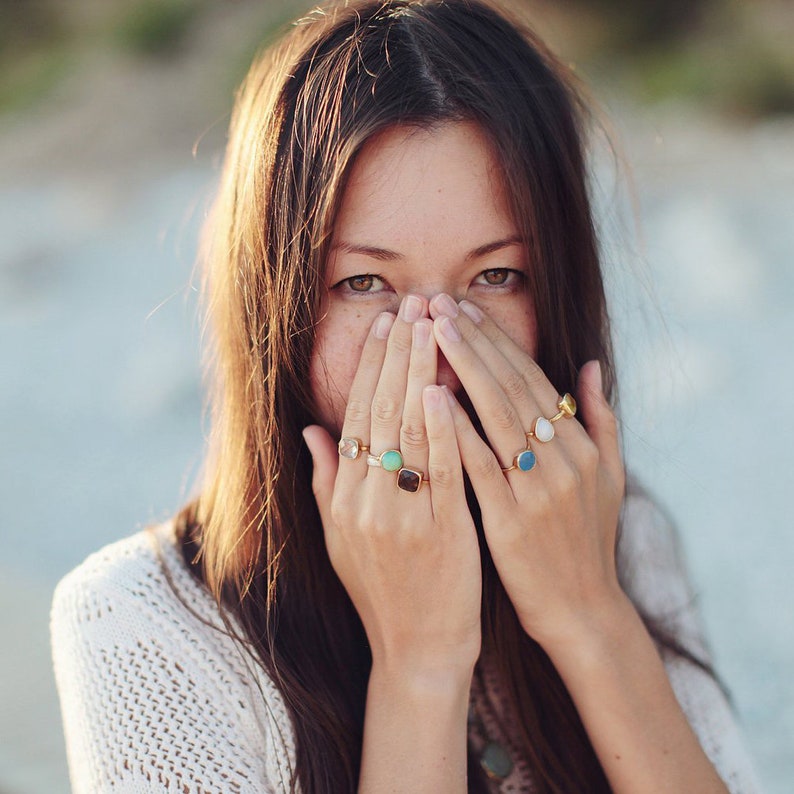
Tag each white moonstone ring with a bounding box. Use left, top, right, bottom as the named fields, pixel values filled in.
left=526, top=394, right=577, bottom=444
left=527, top=416, right=555, bottom=443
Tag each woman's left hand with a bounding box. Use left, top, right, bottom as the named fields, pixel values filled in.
left=429, top=295, right=626, bottom=649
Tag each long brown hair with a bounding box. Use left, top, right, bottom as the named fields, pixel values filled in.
left=177, top=1, right=702, bottom=790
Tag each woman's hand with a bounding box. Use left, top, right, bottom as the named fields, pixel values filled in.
left=303, top=296, right=482, bottom=679
left=429, top=294, right=626, bottom=650
left=304, top=294, right=479, bottom=791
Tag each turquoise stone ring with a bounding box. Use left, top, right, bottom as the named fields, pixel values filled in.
left=380, top=450, right=403, bottom=472
left=501, top=447, right=537, bottom=473
left=366, top=449, right=404, bottom=472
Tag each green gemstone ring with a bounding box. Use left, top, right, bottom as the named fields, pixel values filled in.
left=366, top=449, right=404, bottom=472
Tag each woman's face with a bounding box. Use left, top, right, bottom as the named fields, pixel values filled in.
left=310, top=121, right=537, bottom=434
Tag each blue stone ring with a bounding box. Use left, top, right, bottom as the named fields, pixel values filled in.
left=501, top=447, right=537, bottom=474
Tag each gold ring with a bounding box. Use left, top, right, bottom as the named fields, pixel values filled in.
left=397, top=467, right=429, bottom=493
left=501, top=447, right=537, bottom=473
left=549, top=393, right=577, bottom=423
left=337, top=437, right=370, bottom=460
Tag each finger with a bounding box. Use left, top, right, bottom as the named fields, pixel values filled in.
left=433, top=295, right=589, bottom=457
left=302, top=424, right=340, bottom=528
left=577, top=360, right=623, bottom=483
left=440, top=386, right=513, bottom=504
left=337, top=312, right=394, bottom=484
left=432, top=312, right=538, bottom=469
left=435, top=294, right=559, bottom=414
left=422, top=385, right=469, bottom=520
left=400, top=319, right=436, bottom=473
left=369, top=295, right=424, bottom=463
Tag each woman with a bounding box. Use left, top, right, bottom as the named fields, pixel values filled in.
left=51, top=0, right=760, bottom=791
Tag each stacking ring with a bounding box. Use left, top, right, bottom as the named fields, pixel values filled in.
left=526, top=417, right=555, bottom=443
left=550, top=393, right=577, bottom=423
left=501, top=447, right=537, bottom=473
left=525, top=394, right=577, bottom=444
left=366, top=449, right=404, bottom=472
left=397, top=467, right=429, bottom=493
left=338, top=437, right=369, bottom=459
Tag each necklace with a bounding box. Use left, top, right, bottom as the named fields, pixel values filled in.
left=468, top=668, right=514, bottom=782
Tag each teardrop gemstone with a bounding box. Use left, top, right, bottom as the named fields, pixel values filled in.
left=533, top=417, right=555, bottom=443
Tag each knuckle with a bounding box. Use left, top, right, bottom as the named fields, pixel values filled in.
left=428, top=462, right=457, bottom=488
left=520, top=362, right=545, bottom=388
left=555, top=464, right=581, bottom=493
left=400, top=418, right=428, bottom=448
left=475, top=449, right=501, bottom=479
left=371, top=393, right=402, bottom=426
left=491, top=400, right=518, bottom=430
left=344, top=397, right=370, bottom=425
left=502, top=370, right=527, bottom=401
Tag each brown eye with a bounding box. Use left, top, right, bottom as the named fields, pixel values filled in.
left=348, top=275, right=374, bottom=292
left=482, top=269, right=509, bottom=285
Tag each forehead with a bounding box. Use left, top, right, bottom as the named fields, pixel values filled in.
left=332, top=122, right=517, bottom=257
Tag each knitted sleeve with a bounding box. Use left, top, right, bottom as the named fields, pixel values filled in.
left=618, top=488, right=763, bottom=794
left=50, top=526, right=296, bottom=794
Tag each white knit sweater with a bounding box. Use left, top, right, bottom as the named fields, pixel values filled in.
left=51, top=491, right=762, bottom=793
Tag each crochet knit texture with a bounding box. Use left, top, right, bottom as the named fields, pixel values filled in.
left=51, top=491, right=761, bottom=793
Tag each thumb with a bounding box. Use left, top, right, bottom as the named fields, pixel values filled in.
left=302, top=425, right=339, bottom=523
left=577, top=360, right=621, bottom=475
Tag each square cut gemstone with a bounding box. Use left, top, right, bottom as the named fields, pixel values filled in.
left=338, top=437, right=360, bottom=459
left=397, top=468, right=422, bottom=492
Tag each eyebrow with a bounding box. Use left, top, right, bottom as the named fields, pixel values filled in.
left=332, top=235, right=524, bottom=262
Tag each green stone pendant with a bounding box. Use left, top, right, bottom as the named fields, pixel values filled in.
left=480, top=740, right=513, bottom=780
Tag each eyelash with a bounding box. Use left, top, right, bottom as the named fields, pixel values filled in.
left=333, top=268, right=525, bottom=294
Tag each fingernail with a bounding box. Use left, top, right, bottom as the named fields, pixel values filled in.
left=423, top=384, right=443, bottom=409
left=373, top=312, right=395, bottom=339
left=439, top=315, right=461, bottom=342
left=412, top=319, right=431, bottom=349
left=459, top=300, right=483, bottom=324
left=440, top=385, right=457, bottom=408
left=399, top=294, right=423, bottom=323
left=434, top=292, right=459, bottom=318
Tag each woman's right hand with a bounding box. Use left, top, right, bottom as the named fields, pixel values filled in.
left=303, top=295, right=482, bottom=681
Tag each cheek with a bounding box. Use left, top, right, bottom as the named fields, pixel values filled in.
left=486, top=300, right=538, bottom=357
left=309, top=313, right=370, bottom=433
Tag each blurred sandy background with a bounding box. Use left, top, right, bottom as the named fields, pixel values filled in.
left=1, top=0, right=792, bottom=791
